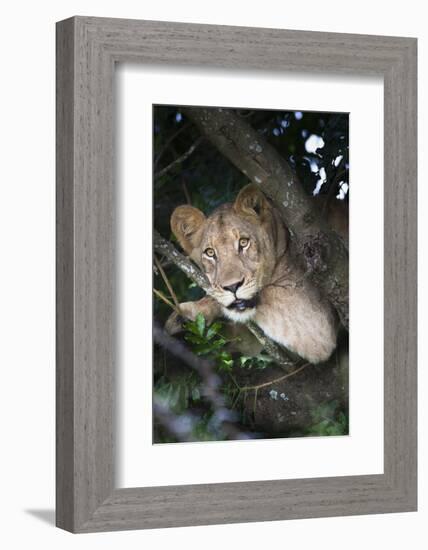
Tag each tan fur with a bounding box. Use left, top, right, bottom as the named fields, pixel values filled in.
left=168, top=184, right=338, bottom=364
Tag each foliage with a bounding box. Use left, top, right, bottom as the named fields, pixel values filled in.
left=307, top=400, right=349, bottom=437
left=152, top=104, right=349, bottom=442
left=153, top=314, right=235, bottom=442
left=183, top=313, right=234, bottom=372
left=239, top=354, right=274, bottom=370
left=154, top=372, right=202, bottom=415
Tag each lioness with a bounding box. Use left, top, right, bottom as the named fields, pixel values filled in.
left=167, top=184, right=338, bottom=364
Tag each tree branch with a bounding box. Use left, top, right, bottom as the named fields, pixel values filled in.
left=154, top=136, right=204, bottom=179
left=154, top=121, right=191, bottom=171
left=182, top=107, right=349, bottom=328
left=153, top=230, right=212, bottom=293
left=153, top=321, right=251, bottom=440
left=246, top=322, right=296, bottom=369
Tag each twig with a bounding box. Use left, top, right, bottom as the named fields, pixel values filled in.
left=253, top=387, right=258, bottom=419
left=153, top=288, right=181, bottom=314
left=153, top=230, right=212, bottom=293
left=239, top=362, right=310, bottom=392
left=227, top=363, right=310, bottom=417
left=182, top=178, right=192, bottom=204
left=154, top=136, right=204, bottom=179
left=154, top=255, right=181, bottom=311
left=153, top=322, right=251, bottom=440
left=154, top=121, right=191, bottom=171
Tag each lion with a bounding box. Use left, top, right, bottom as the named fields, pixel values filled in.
left=166, top=184, right=338, bottom=364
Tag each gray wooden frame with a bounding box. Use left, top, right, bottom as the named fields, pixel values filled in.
left=56, top=16, right=417, bottom=533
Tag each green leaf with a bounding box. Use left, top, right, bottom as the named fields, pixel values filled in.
left=195, top=313, right=206, bottom=337
left=191, top=387, right=201, bottom=401
left=184, top=333, right=204, bottom=345
left=208, top=338, right=226, bottom=350
left=239, top=354, right=273, bottom=370
left=184, top=321, right=202, bottom=336
left=255, top=355, right=273, bottom=364
left=218, top=359, right=234, bottom=372
left=206, top=322, right=223, bottom=340
left=193, top=344, right=213, bottom=356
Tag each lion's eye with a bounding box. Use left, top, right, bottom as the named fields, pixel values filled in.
left=239, top=237, right=250, bottom=249
left=204, top=247, right=216, bottom=258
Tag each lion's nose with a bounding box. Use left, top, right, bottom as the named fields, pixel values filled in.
left=222, top=279, right=244, bottom=294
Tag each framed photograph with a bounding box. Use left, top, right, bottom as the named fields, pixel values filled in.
left=56, top=16, right=417, bottom=532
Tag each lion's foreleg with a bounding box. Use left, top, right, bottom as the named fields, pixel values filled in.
left=165, top=296, right=222, bottom=335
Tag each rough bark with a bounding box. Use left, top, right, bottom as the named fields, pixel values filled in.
left=235, top=350, right=348, bottom=435
left=182, top=107, right=349, bottom=328
left=154, top=230, right=211, bottom=292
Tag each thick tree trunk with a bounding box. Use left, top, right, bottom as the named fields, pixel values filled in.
left=234, top=346, right=348, bottom=435
left=182, top=107, right=349, bottom=328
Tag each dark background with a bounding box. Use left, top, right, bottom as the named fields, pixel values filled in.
left=153, top=105, right=349, bottom=443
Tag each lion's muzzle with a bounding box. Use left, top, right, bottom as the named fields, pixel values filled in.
left=227, top=295, right=258, bottom=312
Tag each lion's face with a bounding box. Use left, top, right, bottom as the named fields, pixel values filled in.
left=171, top=185, right=288, bottom=322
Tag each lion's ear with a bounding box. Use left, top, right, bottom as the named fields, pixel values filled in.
left=170, top=205, right=206, bottom=255
left=233, top=184, right=271, bottom=220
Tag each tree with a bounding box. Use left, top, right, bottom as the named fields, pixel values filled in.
left=153, top=105, right=349, bottom=443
